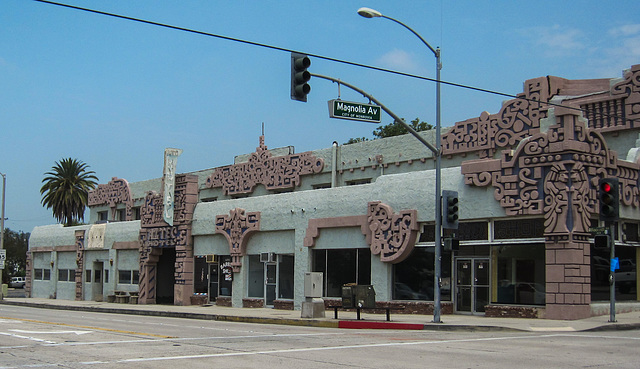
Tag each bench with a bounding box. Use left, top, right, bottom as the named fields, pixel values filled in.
left=327, top=305, right=405, bottom=321
left=114, top=291, right=129, bottom=304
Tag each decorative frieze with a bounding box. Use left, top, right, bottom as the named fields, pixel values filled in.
left=206, top=135, right=324, bottom=195
left=305, top=201, right=419, bottom=264
left=88, top=177, right=134, bottom=221
left=215, top=208, right=261, bottom=272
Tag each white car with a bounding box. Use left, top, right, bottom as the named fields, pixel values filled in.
left=9, top=277, right=25, bottom=288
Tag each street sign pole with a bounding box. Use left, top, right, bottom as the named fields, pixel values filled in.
left=608, top=222, right=616, bottom=322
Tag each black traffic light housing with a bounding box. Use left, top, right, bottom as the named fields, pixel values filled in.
left=291, top=53, right=311, bottom=102
left=598, top=178, right=619, bottom=223
left=442, top=190, right=459, bottom=230
left=594, top=234, right=610, bottom=249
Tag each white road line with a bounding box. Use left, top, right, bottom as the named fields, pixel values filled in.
left=0, top=331, right=56, bottom=344
left=0, top=332, right=341, bottom=349
left=10, top=329, right=92, bottom=335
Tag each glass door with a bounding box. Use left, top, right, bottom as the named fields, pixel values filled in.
left=455, top=258, right=490, bottom=314
left=265, top=262, right=277, bottom=307
left=209, top=263, right=219, bottom=300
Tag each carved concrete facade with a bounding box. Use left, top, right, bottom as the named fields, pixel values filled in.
left=28, top=65, right=640, bottom=319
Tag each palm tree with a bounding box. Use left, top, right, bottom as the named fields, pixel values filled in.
left=40, top=158, right=98, bottom=226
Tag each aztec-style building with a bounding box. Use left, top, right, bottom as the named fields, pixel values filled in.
left=28, top=65, right=640, bottom=320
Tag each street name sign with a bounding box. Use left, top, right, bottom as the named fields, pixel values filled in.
left=328, top=99, right=381, bottom=123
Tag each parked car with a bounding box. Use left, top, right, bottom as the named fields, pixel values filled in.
left=9, top=277, right=25, bottom=288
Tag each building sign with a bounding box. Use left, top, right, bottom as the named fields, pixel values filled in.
left=163, top=148, right=183, bottom=226
left=328, top=99, right=381, bottom=123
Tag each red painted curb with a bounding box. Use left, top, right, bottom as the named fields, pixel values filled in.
left=338, top=321, right=424, bottom=330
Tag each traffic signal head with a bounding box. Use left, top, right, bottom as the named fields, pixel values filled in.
left=442, top=190, right=459, bottom=230
left=291, top=53, right=311, bottom=102
left=598, top=178, right=619, bottom=223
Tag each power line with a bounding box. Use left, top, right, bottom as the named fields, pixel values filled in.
left=33, top=0, right=632, bottom=125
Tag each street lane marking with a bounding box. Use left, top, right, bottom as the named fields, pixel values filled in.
left=529, top=327, right=576, bottom=332
left=0, top=316, right=175, bottom=338
left=10, top=329, right=92, bottom=335
left=0, top=331, right=56, bottom=344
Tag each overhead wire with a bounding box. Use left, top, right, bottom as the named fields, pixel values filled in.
left=33, top=0, right=632, bottom=125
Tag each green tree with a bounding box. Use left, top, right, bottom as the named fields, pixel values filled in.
left=344, top=117, right=432, bottom=144
left=373, top=117, right=433, bottom=139
left=2, top=229, right=29, bottom=281
left=40, top=158, right=98, bottom=226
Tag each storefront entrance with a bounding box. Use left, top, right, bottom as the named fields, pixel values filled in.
left=455, top=257, right=490, bottom=314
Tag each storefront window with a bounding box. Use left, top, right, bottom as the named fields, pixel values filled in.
left=278, top=255, right=294, bottom=299
left=592, top=245, right=637, bottom=301
left=248, top=255, right=264, bottom=298
left=494, top=244, right=545, bottom=305
left=392, top=247, right=452, bottom=301
left=313, top=249, right=371, bottom=297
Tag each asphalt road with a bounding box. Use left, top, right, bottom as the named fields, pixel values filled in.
left=1, top=304, right=639, bottom=368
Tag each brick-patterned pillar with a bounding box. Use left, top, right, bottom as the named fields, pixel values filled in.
left=74, top=230, right=85, bottom=301
left=545, top=240, right=591, bottom=320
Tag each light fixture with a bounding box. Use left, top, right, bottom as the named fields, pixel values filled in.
left=357, top=7, right=382, bottom=18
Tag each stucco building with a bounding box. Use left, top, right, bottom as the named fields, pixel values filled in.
left=28, top=64, right=640, bottom=320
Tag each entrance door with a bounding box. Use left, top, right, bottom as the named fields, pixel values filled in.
left=93, top=262, right=104, bottom=301
left=265, top=262, right=277, bottom=307
left=455, top=258, right=490, bottom=314
left=209, top=263, right=219, bottom=300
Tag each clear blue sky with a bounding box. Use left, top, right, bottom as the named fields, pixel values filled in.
left=1, top=0, right=639, bottom=233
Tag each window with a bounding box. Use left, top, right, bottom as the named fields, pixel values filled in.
left=58, top=269, right=75, bottom=282
left=494, top=244, right=545, bottom=305
left=116, top=208, right=126, bottom=221
left=592, top=244, right=636, bottom=301
left=85, top=270, right=92, bottom=283
left=393, top=247, right=452, bottom=301
left=313, top=249, right=371, bottom=297
left=248, top=255, right=264, bottom=298
left=98, top=211, right=108, bottom=222
left=312, top=183, right=331, bottom=189
left=34, top=268, right=51, bottom=281
left=118, top=269, right=139, bottom=284
left=278, top=255, right=294, bottom=299
left=132, top=207, right=141, bottom=220
left=346, top=179, right=371, bottom=186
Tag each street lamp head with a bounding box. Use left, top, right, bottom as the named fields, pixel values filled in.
left=357, top=7, right=382, bottom=18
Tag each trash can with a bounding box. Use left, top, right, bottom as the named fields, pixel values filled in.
left=342, top=284, right=375, bottom=309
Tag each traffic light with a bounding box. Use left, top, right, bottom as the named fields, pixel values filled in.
left=291, top=53, right=311, bottom=102
left=442, top=190, right=459, bottom=229
left=594, top=234, right=610, bottom=249
left=598, top=178, right=619, bottom=223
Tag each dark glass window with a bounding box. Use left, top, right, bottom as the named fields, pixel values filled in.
left=592, top=245, right=636, bottom=301
left=392, top=247, right=452, bottom=301
left=313, top=249, right=371, bottom=297
left=278, top=255, right=294, bottom=299
left=494, top=244, right=545, bottom=305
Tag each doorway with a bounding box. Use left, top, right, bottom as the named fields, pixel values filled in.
left=208, top=262, right=219, bottom=300
left=265, top=262, right=277, bottom=307
left=455, top=258, right=490, bottom=314
left=156, top=248, right=176, bottom=304
left=92, top=261, right=103, bottom=301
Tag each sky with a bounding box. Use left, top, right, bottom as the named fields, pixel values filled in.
left=1, top=0, right=639, bottom=233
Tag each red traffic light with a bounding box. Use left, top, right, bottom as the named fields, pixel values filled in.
left=598, top=178, right=619, bottom=222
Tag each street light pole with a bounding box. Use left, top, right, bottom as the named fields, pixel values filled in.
left=0, top=172, right=5, bottom=299
left=358, top=7, right=444, bottom=323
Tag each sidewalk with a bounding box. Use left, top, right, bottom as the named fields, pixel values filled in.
left=2, top=297, right=640, bottom=332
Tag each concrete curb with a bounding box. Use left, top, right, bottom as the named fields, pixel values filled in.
left=0, top=300, right=340, bottom=328
left=2, top=300, right=639, bottom=332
